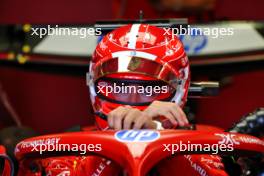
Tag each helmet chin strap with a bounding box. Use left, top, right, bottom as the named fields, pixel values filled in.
left=170, top=65, right=190, bottom=106
left=95, top=111, right=108, bottom=120
left=87, top=65, right=97, bottom=104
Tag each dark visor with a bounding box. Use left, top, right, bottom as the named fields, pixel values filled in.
left=94, top=77, right=176, bottom=106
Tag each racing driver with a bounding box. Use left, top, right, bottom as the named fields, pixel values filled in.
left=18, top=24, right=229, bottom=176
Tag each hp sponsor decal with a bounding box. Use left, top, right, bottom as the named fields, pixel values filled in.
left=115, top=130, right=160, bottom=142
left=179, top=29, right=207, bottom=54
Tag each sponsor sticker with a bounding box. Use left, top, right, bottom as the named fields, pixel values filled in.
left=115, top=130, right=160, bottom=142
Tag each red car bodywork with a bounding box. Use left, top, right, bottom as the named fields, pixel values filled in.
left=14, top=125, right=264, bottom=176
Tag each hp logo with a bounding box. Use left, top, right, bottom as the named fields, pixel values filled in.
left=179, top=29, right=207, bottom=54
left=115, top=130, right=160, bottom=142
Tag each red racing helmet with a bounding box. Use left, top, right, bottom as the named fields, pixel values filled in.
left=87, top=24, right=190, bottom=129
